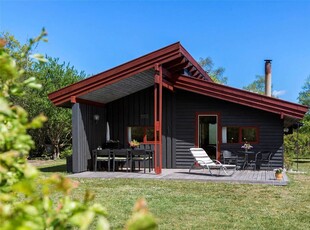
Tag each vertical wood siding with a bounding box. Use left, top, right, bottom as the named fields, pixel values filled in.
left=72, top=87, right=284, bottom=171
left=175, top=89, right=284, bottom=169
left=72, top=103, right=106, bottom=173
left=106, top=87, right=175, bottom=168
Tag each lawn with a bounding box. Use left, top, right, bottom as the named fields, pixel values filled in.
left=36, top=159, right=310, bottom=230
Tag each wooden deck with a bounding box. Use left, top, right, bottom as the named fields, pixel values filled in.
left=68, top=169, right=288, bottom=186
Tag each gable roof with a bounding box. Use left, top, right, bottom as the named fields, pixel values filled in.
left=48, top=42, right=308, bottom=126
left=48, top=42, right=211, bottom=107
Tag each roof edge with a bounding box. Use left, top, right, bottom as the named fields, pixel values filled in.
left=175, top=75, right=308, bottom=120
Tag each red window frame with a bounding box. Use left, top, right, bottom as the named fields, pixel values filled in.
left=127, top=126, right=156, bottom=144
left=226, top=126, right=259, bottom=144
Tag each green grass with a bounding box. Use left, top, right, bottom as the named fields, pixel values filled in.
left=36, top=160, right=310, bottom=230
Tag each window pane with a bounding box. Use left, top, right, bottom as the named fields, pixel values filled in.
left=242, top=128, right=257, bottom=142
left=146, top=127, right=154, bottom=141
left=131, top=127, right=144, bottom=142
left=227, top=127, right=239, bottom=143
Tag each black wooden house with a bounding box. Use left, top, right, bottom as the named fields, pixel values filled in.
left=49, top=42, right=308, bottom=174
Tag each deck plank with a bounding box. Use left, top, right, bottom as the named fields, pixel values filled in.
left=68, top=169, right=288, bottom=186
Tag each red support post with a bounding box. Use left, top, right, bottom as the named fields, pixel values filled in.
left=154, top=64, right=163, bottom=174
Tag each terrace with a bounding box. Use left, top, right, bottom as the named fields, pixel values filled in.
left=68, top=169, right=288, bottom=186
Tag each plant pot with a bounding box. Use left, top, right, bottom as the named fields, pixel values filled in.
left=275, top=173, right=283, bottom=180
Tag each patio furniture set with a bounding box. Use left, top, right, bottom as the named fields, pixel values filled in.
left=92, top=148, right=153, bottom=173
left=189, top=148, right=274, bottom=176
left=224, top=149, right=273, bottom=170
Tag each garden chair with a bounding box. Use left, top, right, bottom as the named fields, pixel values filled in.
left=93, top=149, right=111, bottom=172
left=113, top=149, right=129, bottom=172
left=222, top=150, right=238, bottom=165
left=131, top=149, right=152, bottom=173
left=189, top=148, right=236, bottom=176
left=256, top=151, right=272, bottom=170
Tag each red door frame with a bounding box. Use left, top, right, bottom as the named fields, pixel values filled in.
left=195, top=112, right=222, bottom=161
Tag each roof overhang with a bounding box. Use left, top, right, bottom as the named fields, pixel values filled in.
left=48, top=42, right=308, bottom=126
left=48, top=42, right=211, bottom=107
left=174, top=75, right=308, bottom=127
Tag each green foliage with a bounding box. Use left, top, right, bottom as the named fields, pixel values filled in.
left=0, top=30, right=157, bottom=230
left=0, top=30, right=107, bottom=229
left=298, top=75, right=310, bottom=108
left=3, top=32, right=85, bottom=159
left=198, top=57, right=228, bottom=84
left=243, top=75, right=266, bottom=94
left=25, top=57, right=86, bottom=159
left=298, top=75, right=310, bottom=135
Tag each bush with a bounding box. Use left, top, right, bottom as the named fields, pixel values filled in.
left=0, top=30, right=157, bottom=230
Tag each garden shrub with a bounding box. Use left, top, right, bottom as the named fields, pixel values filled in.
left=0, top=30, right=157, bottom=230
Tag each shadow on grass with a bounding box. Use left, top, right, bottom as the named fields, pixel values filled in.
left=39, top=164, right=67, bottom=173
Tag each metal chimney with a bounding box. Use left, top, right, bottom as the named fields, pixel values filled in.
left=264, top=60, right=272, bottom=96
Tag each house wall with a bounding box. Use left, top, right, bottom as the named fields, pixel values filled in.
left=175, top=89, right=284, bottom=169
left=106, top=87, right=175, bottom=168
left=71, top=87, right=284, bottom=172
left=72, top=103, right=106, bottom=173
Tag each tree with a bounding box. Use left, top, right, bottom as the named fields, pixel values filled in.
left=298, top=75, right=310, bottom=135
left=298, top=76, right=310, bottom=108
left=198, top=57, right=228, bottom=84
left=0, top=30, right=109, bottom=230
left=2, top=32, right=85, bottom=158
left=284, top=75, right=310, bottom=168
left=29, top=57, right=86, bottom=159
left=0, top=30, right=157, bottom=230
left=242, top=75, right=266, bottom=94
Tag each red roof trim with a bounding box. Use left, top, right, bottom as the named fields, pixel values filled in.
left=49, top=42, right=182, bottom=106
left=179, top=44, right=211, bottom=81
left=71, top=96, right=105, bottom=107
left=175, top=76, right=308, bottom=119
left=49, top=42, right=213, bottom=106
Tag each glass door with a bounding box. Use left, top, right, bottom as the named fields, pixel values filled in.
left=198, top=115, right=218, bottom=159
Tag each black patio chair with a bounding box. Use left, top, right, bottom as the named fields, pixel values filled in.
left=222, top=150, right=238, bottom=165
left=247, top=151, right=264, bottom=170
left=93, top=149, right=111, bottom=172
left=113, top=149, right=129, bottom=172
left=131, top=149, right=153, bottom=173
left=256, top=151, right=272, bottom=170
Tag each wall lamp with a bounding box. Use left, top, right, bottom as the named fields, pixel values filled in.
left=93, top=114, right=100, bottom=123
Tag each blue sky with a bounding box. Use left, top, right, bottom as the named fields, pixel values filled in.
left=1, top=0, right=309, bottom=103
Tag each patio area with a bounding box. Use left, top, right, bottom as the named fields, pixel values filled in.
left=68, top=169, right=289, bottom=186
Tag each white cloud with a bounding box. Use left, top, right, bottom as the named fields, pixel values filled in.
left=273, top=90, right=286, bottom=97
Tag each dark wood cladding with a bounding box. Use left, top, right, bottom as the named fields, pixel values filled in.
left=106, top=87, right=175, bottom=168
left=72, top=87, right=286, bottom=172
left=72, top=103, right=106, bottom=173
left=175, top=89, right=284, bottom=168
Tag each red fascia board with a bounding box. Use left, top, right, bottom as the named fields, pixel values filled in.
left=179, top=44, right=212, bottom=81
left=52, top=53, right=181, bottom=106
left=49, top=43, right=183, bottom=106
left=175, top=76, right=308, bottom=119
left=71, top=96, right=105, bottom=107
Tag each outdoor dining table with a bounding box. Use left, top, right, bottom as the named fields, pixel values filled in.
left=237, top=150, right=256, bottom=170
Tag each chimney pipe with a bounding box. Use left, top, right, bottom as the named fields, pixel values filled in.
left=264, top=60, right=272, bottom=96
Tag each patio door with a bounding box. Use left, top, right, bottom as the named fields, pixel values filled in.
left=197, top=114, right=219, bottom=159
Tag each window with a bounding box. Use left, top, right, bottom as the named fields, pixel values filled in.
left=222, top=126, right=258, bottom=144
left=242, top=127, right=257, bottom=142
left=227, top=127, right=239, bottom=143
left=128, top=126, right=155, bottom=143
